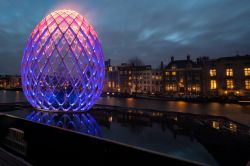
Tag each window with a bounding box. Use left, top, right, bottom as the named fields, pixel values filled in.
left=108, top=82, right=111, bottom=88
left=245, top=80, right=250, bottom=89
left=171, top=65, right=176, bottom=70
left=210, top=80, right=217, bottom=90
left=165, top=72, right=170, bottom=76
left=108, top=67, right=112, bottom=72
left=165, top=84, right=177, bottom=91
left=210, top=69, right=216, bottom=77
left=226, top=68, right=233, bottom=76
left=226, top=80, right=234, bottom=89
left=244, top=68, right=250, bottom=76
left=172, top=71, right=176, bottom=76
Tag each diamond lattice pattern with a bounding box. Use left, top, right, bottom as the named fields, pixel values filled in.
left=21, top=10, right=105, bottom=111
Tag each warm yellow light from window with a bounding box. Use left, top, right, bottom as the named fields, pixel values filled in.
left=171, top=65, right=176, bottom=70
left=108, top=67, right=112, bottom=72
left=172, top=71, right=176, bottom=76
left=129, top=76, right=132, bottom=80
left=210, top=80, right=217, bottom=90
left=210, top=69, right=216, bottom=76
left=165, top=72, right=169, bottom=76
left=108, top=81, right=111, bottom=88
left=244, top=68, right=250, bottom=76
left=226, top=68, right=233, bottom=76
left=226, top=80, right=234, bottom=89
left=245, top=80, right=250, bottom=89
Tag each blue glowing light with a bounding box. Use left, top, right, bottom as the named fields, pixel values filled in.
left=21, top=10, right=105, bottom=112
left=26, top=111, right=102, bottom=137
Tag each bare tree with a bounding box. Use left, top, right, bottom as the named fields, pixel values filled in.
left=128, top=57, right=144, bottom=67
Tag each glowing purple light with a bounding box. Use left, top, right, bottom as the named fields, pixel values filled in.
left=21, top=9, right=105, bottom=112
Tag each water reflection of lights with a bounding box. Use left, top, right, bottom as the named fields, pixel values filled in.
left=212, top=121, right=220, bottom=129
left=229, top=123, right=237, bottom=132
left=26, top=111, right=102, bottom=137
left=176, top=101, right=187, bottom=108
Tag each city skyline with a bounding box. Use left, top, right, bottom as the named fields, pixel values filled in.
left=1, top=0, right=250, bottom=74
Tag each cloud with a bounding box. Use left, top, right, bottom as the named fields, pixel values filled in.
left=0, top=0, right=250, bottom=74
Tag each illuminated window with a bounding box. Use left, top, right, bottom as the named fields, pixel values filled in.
left=165, top=84, right=177, bottom=91
left=226, top=80, right=234, bottom=89
left=226, top=68, right=233, bottom=76
left=245, top=80, right=250, bottom=89
left=165, top=72, right=169, bottom=76
left=210, top=69, right=216, bottom=77
left=108, top=67, right=112, bottom=72
left=172, top=71, right=176, bottom=76
left=108, top=81, right=111, bottom=88
left=171, top=65, right=176, bottom=70
left=129, top=76, right=132, bottom=80
left=210, top=80, right=217, bottom=90
left=244, top=68, right=250, bottom=76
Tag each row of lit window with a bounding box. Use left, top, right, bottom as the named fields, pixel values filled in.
left=210, top=79, right=250, bottom=90
left=165, top=84, right=200, bottom=91
left=209, top=68, right=250, bottom=77
left=108, top=81, right=116, bottom=88
left=165, top=71, right=176, bottom=76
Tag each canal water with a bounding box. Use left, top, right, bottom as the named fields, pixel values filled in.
left=1, top=90, right=250, bottom=165
left=1, top=90, right=250, bottom=126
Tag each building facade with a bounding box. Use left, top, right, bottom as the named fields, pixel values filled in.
left=0, top=75, right=21, bottom=89
left=202, top=55, right=250, bottom=98
left=164, top=55, right=202, bottom=96
left=103, top=55, right=250, bottom=99
left=104, top=60, right=163, bottom=94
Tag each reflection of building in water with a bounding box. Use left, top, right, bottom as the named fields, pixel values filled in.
left=26, top=111, right=102, bottom=137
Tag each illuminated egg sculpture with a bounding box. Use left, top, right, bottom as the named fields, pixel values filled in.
left=21, top=10, right=105, bottom=112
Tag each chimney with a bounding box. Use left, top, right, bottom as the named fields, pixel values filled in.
left=171, top=56, right=174, bottom=62
left=187, top=54, right=190, bottom=61
left=160, top=61, right=164, bottom=69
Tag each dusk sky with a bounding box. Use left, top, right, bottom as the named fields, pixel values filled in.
left=0, top=0, right=250, bottom=74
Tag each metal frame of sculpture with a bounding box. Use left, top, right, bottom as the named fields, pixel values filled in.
left=21, top=10, right=105, bottom=112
